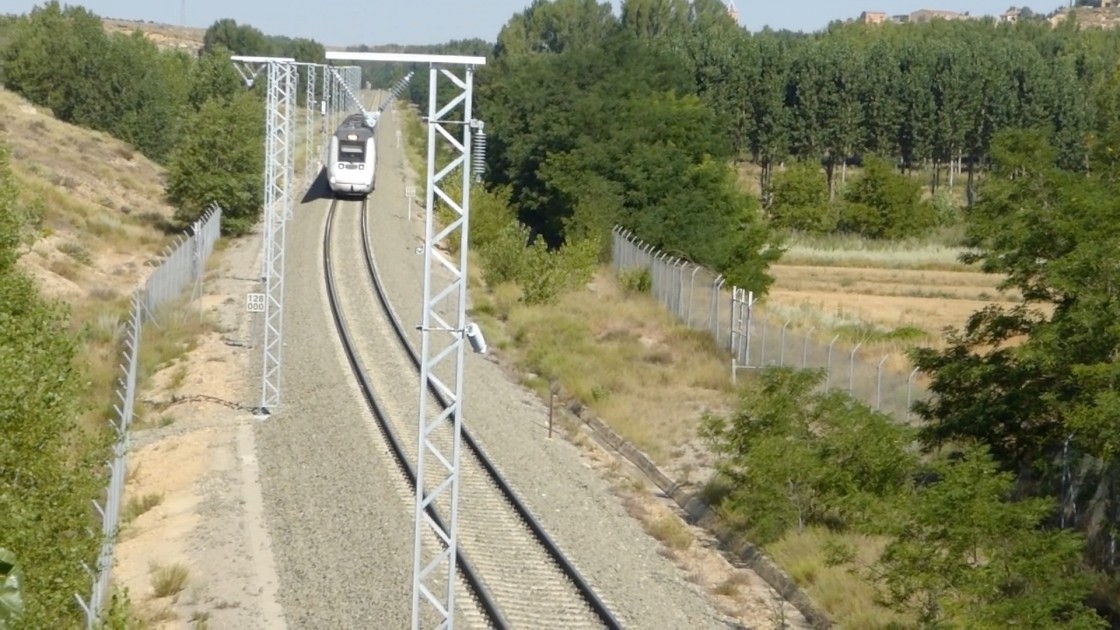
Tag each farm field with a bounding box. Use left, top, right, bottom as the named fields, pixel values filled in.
left=762, top=248, right=1019, bottom=342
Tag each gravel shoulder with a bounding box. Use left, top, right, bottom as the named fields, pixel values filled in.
left=250, top=196, right=420, bottom=628
left=113, top=229, right=286, bottom=628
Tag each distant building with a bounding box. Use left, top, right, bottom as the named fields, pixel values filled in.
left=908, top=8, right=979, bottom=23
left=860, top=11, right=888, bottom=24
left=1001, top=7, right=1021, bottom=23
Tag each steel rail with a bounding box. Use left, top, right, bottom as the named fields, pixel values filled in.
left=323, top=198, right=508, bottom=629
left=359, top=200, right=623, bottom=629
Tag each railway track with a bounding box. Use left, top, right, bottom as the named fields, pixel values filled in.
left=324, top=197, right=622, bottom=628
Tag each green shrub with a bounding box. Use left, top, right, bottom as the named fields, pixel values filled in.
left=838, top=155, right=939, bottom=240
left=619, top=267, right=652, bottom=294
left=768, top=161, right=836, bottom=233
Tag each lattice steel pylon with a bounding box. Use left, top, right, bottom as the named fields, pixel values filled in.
left=318, top=64, right=363, bottom=169
left=326, top=50, right=487, bottom=630
left=231, top=55, right=297, bottom=414
left=303, top=63, right=317, bottom=185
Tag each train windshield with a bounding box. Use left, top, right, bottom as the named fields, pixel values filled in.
left=339, top=142, right=364, bottom=163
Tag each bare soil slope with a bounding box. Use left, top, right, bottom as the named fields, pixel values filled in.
left=2, top=88, right=176, bottom=299
left=102, top=18, right=206, bottom=55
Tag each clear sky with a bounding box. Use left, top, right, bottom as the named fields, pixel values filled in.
left=6, top=1, right=1061, bottom=47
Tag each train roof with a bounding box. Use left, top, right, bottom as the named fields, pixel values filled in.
left=340, top=113, right=369, bottom=129
left=335, top=113, right=376, bottom=141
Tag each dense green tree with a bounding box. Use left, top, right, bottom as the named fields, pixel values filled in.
left=2, top=3, right=193, bottom=163
left=202, top=18, right=273, bottom=56
left=166, top=93, right=264, bottom=235
left=621, top=0, right=690, bottom=39
left=271, top=35, right=325, bottom=62
left=700, top=368, right=916, bottom=544
left=187, top=45, right=245, bottom=111
left=767, top=161, right=834, bottom=233
left=494, top=0, right=616, bottom=58
left=876, top=444, right=1105, bottom=629
left=0, top=142, right=102, bottom=628
left=1, top=2, right=109, bottom=123
left=97, top=31, right=184, bottom=161
left=838, top=155, right=937, bottom=239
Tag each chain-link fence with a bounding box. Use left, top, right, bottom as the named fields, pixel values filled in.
left=612, top=226, right=1120, bottom=574
left=75, top=204, right=222, bottom=627
left=611, top=226, right=929, bottom=424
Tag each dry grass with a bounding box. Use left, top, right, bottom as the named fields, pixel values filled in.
left=766, top=527, right=909, bottom=628
left=122, top=492, right=164, bottom=524
left=646, top=515, right=695, bottom=551
left=137, top=300, right=215, bottom=386
left=150, top=562, right=190, bottom=599
left=474, top=268, right=732, bottom=463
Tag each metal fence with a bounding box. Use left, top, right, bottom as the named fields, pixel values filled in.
left=611, top=226, right=929, bottom=423
left=75, top=204, right=223, bottom=627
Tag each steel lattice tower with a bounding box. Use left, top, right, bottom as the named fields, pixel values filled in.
left=326, top=50, right=487, bottom=630
left=231, top=56, right=296, bottom=413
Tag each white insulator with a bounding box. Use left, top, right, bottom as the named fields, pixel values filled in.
left=472, top=129, right=487, bottom=180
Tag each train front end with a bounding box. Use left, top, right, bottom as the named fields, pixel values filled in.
left=328, top=118, right=375, bottom=198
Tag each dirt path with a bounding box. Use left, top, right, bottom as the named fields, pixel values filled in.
left=112, top=230, right=286, bottom=628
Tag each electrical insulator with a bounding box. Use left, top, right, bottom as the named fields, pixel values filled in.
left=472, top=126, right=487, bottom=182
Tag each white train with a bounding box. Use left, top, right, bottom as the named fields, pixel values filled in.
left=327, top=112, right=378, bottom=198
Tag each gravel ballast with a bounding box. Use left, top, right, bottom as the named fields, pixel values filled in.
left=252, top=202, right=417, bottom=628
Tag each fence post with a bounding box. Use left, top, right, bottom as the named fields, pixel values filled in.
left=672, top=261, right=681, bottom=320
left=713, top=276, right=725, bottom=347
left=875, top=354, right=889, bottom=410
left=802, top=326, right=815, bottom=369
left=906, top=367, right=920, bottom=421
left=779, top=320, right=791, bottom=367
left=848, top=341, right=863, bottom=395
left=687, top=266, right=700, bottom=327
left=825, top=335, right=840, bottom=392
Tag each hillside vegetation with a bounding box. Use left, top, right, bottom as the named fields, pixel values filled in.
left=0, top=86, right=190, bottom=627
left=0, top=3, right=326, bottom=625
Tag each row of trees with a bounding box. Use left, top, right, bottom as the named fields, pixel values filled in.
left=454, top=0, right=1120, bottom=249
